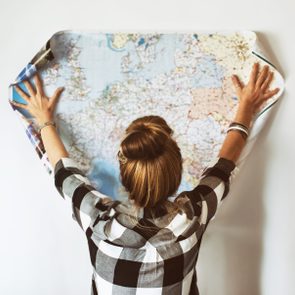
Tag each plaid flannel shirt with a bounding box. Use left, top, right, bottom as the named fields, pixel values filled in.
left=54, top=156, right=237, bottom=295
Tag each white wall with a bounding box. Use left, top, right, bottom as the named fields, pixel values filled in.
left=0, top=0, right=294, bottom=294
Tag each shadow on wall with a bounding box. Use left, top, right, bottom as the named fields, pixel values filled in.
left=196, top=71, right=284, bottom=295
left=197, top=144, right=265, bottom=295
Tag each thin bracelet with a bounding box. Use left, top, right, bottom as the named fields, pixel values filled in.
left=227, top=122, right=250, bottom=137
left=226, top=126, right=248, bottom=140
left=38, top=121, right=56, bottom=133
left=227, top=124, right=249, bottom=136
left=229, top=121, right=250, bottom=131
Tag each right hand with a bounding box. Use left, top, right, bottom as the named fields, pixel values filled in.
left=11, top=72, right=65, bottom=126
left=231, top=63, right=280, bottom=116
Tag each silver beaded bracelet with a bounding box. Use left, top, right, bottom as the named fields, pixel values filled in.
left=38, top=120, right=56, bottom=133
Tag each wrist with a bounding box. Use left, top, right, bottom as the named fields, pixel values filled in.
left=36, top=114, right=54, bottom=126
left=38, top=121, right=56, bottom=134
left=37, top=117, right=56, bottom=133
left=237, top=101, right=254, bottom=114
left=234, top=103, right=254, bottom=129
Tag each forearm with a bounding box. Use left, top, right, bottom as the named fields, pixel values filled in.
left=40, top=124, right=69, bottom=170
left=218, top=102, right=253, bottom=164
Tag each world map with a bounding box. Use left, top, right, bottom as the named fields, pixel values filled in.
left=11, top=31, right=284, bottom=201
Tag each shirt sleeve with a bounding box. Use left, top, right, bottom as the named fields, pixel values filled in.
left=54, top=156, right=119, bottom=232
left=180, top=157, right=237, bottom=224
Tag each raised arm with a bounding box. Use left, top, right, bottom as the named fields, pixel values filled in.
left=179, top=63, right=280, bottom=224
left=219, top=62, right=280, bottom=164
left=11, top=73, right=116, bottom=233
left=11, top=72, right=68, bottom=169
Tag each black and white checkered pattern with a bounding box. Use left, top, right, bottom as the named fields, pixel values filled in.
left=54, top=156, right=237, bottom=295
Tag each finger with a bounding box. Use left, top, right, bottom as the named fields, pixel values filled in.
left=23, top=79, right=36, bottom=97
left=49, top=87, right=65, bottom=109
left=232, top=74, right=244, bottom=89
left=231, top=75, right=243, bottom=93
left=256, top=65, right=269, bottom=88
left=261, top=71, right=274, bottom=92
left=14, top=85, right=30, bottom=102
left=249, top=62, right=259, bottom=85
left=262, top=88, right=280, bottom=100
left=10, top=100, right=28, bottom=109
left=33, top=72, right=45, bottom=96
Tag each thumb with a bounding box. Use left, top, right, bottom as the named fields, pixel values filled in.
left=50, top=87, right=65, bottom=109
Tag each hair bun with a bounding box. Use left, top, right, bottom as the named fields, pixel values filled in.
left=121, top=120, right=172, bottom=161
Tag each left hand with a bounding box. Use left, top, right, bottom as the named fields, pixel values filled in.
left=11, top=72, right=65, bottom=126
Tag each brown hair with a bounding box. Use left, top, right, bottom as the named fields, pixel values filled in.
left=117, top=115, right=183, bottom=212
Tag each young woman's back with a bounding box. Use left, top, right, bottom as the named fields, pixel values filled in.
left=15, top=62, right=278, bottom=294
left=54, top=115, right=237, bottom=295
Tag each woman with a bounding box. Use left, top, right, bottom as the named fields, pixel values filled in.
left=11, top=63, right=279, bottom=295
